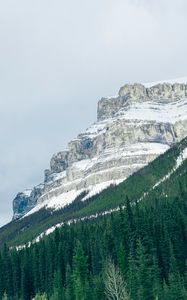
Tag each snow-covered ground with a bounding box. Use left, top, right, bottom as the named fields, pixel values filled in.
left=71, top=143, right=169, bottom=174
left=24, top=179, right=124, bottom=217
left=116, top=98, right=187, bottom=124
left=24, top=142, right=169, bottom=218
left=84, top=97, right=187, bottom=140
left=81, top=78, right=187, bottom=140
left=22, top=189, right=32, bottom=197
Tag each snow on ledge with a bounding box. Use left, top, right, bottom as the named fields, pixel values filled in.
left=24, top=179, right=124, bottom=218
left=22, top=189, right=32, bottom=197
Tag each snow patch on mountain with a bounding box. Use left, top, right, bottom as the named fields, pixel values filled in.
left=22, top=189, right=32, bottom=197
left=90, top=98, right=187, bottom=134
left=23, top=142, right=169, bottom=217
left=115, top=98, right=187, bottom=124
left=24, top=179, right=123, bottom=217
left=71, top=143, right=169, bottom=173
left=153, top=148, right=187, bottom=189
left=24, top=189, right=84, bottom=217
left=82, top=179, right=123, bottom=201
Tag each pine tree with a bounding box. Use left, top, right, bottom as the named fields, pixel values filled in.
left=136, top=239, right=154, bottom=300
left=167, top=244, right=186, bottom=300
left=32, top=246, right=42, bottom=295
left=1, top=244, right=13, bottom=297
left=21, top=249, right=32, bottom=300
left=72, top=241, right=89, bottom=300
left=11, top=250, right=21, bottom=299
left=64, top=264, right=73, bottom=300
left=51, top=270, right=64, bottom=300
left=118, top=243, right=128, bottom=276
left=152, top=256, right=162, bottom=300
left=125, top=196, right=134, bottom=232
left=127, top=248, right=138, bottom=300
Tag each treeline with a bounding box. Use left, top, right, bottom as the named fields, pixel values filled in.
left=1, top=187, right=187, bottom=299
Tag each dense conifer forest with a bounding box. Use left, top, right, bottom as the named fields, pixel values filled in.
left=1, top=187, right=187, bottom=299
left=1, top=139, right=187, bottom=299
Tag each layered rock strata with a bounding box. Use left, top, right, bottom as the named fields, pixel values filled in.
left=13, top=81, right=187, bottom=219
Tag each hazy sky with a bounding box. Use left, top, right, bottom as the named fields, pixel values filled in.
left=0, top=0, right=187, bottom=227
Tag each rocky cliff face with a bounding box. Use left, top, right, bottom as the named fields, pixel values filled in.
left=13, top=80, right=187, bottom=219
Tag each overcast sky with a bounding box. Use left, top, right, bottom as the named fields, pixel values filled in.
left=0, top=0, right=187, bottom=227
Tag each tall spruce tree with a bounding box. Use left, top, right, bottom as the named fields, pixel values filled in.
left=72, top=241, right=89, bottom=300
left=136, top=239, right=154, bottom=300
left=167, top=244, right=187, bottom=300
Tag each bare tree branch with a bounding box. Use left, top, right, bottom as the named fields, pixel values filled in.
left=105, top=260, right=130, bottom=300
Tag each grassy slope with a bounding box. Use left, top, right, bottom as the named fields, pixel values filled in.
left=1, top=138, right=187, bottom=247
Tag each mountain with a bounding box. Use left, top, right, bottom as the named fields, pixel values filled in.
left=13, top=79, right=187, bottom=220
left=1, top=130, right=187, bottom=248
left=2, top=86, right=187, bottom=299
left=2, top=126, right=187, bottom=300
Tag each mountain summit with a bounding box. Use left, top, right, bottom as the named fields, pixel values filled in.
left=13, top=78, right=187, bottom=220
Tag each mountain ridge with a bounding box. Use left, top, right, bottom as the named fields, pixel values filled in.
left=1, top=133, right=187, bottom=248
left=13, top=78, right=187, bottom=221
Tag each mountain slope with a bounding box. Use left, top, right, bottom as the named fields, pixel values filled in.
left=1, top=135, right=187, bottom=248
left=2, top=138, right=187, bottom=300
left=13, top=79, right=187, bottom=220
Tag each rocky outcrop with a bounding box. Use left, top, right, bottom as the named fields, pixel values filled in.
left=12, top=185, right=44, bottom=220
left=98, top=83, right=187, bottom=121
left=13, top=81, right=187, bottom=219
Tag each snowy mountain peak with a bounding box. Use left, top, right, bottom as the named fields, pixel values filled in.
left=13, top=80, right=187, bottom=220
left=98, top=80, right=187, bottom=121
